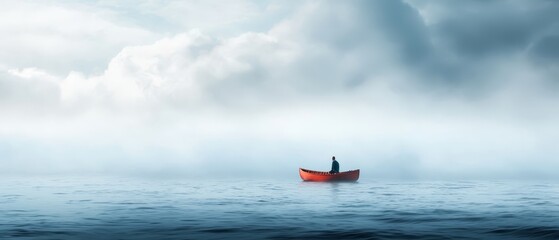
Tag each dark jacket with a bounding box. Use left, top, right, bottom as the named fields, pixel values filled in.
left=330, top=160, right=340, bottom=173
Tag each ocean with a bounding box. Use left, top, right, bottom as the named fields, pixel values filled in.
left=1, top=176, right=558, bottom=239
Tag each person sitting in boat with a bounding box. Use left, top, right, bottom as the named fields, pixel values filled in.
left=329, top=156, right=339, bottom=174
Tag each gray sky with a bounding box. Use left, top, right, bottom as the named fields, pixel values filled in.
left=1, top=0, right=559, bottom=179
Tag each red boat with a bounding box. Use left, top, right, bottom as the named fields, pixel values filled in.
left=299, top=168, right=360, bottom=182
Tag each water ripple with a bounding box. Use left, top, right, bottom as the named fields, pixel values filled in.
left=0, top=178, right=558, bottom=239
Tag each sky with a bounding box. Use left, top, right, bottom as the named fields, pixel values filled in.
left=1, top=0, right=559, bottom=179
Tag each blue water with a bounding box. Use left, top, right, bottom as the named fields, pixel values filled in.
left=1, top=177, right=559, bottom=239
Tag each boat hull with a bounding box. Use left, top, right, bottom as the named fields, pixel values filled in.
left=299, top=168, right=360, bottom=182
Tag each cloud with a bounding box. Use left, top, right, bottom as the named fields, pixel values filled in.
left=529, top=34, right=559, bottom=63
left=408, top=0, right=559, bottom=60
left=1, top=0, right=559, bottom=179
left=0, top=1, right=159, bottom=74
left=56, top=29, right=296, bottom=109
left=0, top=68, right=60, bottom=112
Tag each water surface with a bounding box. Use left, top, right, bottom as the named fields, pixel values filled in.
left=1, top=177, right=558, bottom=239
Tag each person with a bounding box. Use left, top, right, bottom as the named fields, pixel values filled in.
left=329, top=156, right=339, bottom=174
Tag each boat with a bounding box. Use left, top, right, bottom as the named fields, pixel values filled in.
left=299, top=168, right=360, bottom=182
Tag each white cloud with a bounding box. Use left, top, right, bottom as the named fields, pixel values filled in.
left=1, top=1, right=559, bottom=179
left=7, top=68, right=58, bottom=82
left=0, top=67, right=61, bottom=113
left=0, top=1, right=159, bottom=74
left=56, top=29, right=300, bottom=109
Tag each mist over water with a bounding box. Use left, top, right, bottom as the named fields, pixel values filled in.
left=2, top=176, right=558, bottom=239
